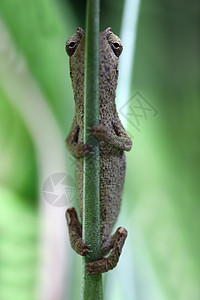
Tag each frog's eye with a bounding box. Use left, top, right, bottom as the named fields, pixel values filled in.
left=111, top=41, right=123, bottom=57
left=113, top=42, right=120, bottom=48
left=65, top=41, right=78, bottom=56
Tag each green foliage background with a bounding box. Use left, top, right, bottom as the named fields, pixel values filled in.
left=0, top=0, right=199, bottom=299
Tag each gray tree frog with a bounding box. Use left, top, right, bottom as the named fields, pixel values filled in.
left=65, top=27, right=132, bottom=275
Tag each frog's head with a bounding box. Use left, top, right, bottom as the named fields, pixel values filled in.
left=65, top=27, right=123, bottom=61
left=65, top=27, right=123, bottom=99
left=102, top=27, right=123, bottom=58
left=65, top=27, right=85, bottom=57
left=99, top=28, right=123, bottom=97
left=65, top=28, right=85, bottom=93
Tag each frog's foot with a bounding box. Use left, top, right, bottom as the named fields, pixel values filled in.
left=76, top=142, right=92, bottom=157
left=89, top=125, right=109, bottom=141
left=66, top=208, right=91, bottom=256
left=89, top=125, right=132, bottom=151
left=86, top=227, right=127, bottom=275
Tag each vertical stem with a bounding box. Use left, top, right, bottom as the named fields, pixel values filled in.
left=81, top=0, right=103, bottom=300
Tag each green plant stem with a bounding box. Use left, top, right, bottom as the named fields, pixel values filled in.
left=80, top=0, right=103, bottom=299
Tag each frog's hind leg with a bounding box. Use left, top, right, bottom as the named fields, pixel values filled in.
left=87, top=227, right=127, bottom=275
left=65, top=208, right=91, bottom=256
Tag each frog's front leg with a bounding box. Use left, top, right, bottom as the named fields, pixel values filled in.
left=87, top=227, right=127, bottom=275
left=89, top=123, right=132, bottom=151
left=65, top=208, right=91, bottom=256
left=66, top=122, right=92, bottom=158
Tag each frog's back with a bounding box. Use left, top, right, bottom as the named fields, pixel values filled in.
left=74, top=27, right=126, bottom=241
left=99, top=143, right=126, bottom=242
left=75, top=144, right=125, bottom=240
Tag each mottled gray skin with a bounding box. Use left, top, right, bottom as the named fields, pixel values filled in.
left=65, top=27, right=132, bottom=274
